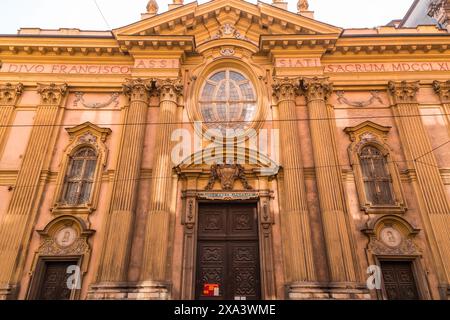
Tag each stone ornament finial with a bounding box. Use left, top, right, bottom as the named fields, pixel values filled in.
left=169, top=0, right=184, bottom=10
left=298, top=0, right=309, bottom=12
left=272, top=0, right=288, bottom=10
left=146, top=0, right=159, bottom=15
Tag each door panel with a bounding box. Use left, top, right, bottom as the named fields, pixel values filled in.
left=37, top=261, right=76, bottom=300
left=196, top=203, right=261, bottom=300
left=381, top=261, right=420, bottom=300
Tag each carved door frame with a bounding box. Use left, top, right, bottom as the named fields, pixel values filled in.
left=180, top=191, right=277, bottom=300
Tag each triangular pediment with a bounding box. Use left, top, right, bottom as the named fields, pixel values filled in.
left=114, top=0, right=341, bottom=47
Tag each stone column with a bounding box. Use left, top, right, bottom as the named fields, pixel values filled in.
left=0, top=83, right=23, bottom=157
left=390, top=81, right=450, bottom=297
left=140, top=79, right=183, bottom=297
left=272, top=78, right=316, bottom=285
left=94, top=79, right=152, bottom=291
left=0, top=83, right=67, bottom=299
left=300, top=77, right=359, bottom=284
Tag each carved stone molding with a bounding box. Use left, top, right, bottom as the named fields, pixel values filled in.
left=123, top=78, right=153, bottom=102
left=300, top=77, right=333, bottom=102
left=211, top=24, right=255, bottom=44
left=0, top=83, right=23, bottom=105
left=368, top=238, right=420, bottom=256
left=272, top=77, right=301, bottom=102
left=205, top=163, right=252, bottom=191
left=73, top=92, right=119, bottom=109
left=37, top=83, right=68, bottom=105
left=433, top=80, right=450, bottom=103
left=155, top=78, right=184, bottom=102
left=388, top=81, right=420, bottom=104
left=336, top=91, right=383, bottom=108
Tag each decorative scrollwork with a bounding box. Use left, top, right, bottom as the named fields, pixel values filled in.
left=336, top=91, right=383, bottom=107
left=73, top=92, right=119, bottom=109
left=205, top=163, right=252, bottom=191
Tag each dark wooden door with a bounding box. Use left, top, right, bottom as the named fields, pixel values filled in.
left=196, top=203, right=261, bottom=300
left=381, top=261, right=420, bottom=300
left=37, top=261, right=75, bottom=300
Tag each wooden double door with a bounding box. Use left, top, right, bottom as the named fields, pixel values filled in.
left=195, top=203, right=261, bottom=300
left=381, top=261, right=420, bottom=300
left=31, top=260, right=77, bottom=300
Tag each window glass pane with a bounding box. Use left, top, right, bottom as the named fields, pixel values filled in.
left=83, top=159, right=97, bottom=180
left=359, top=146, right=394, bottom=205
left=199, top=69, right=257, bottom=133
left=210, top=71, right=226, bottom=82
left=80, top=182, right=93, bottom=204
left=69, top=159, right=84, bottom=179
left=64, top=182, right=79, bottom=204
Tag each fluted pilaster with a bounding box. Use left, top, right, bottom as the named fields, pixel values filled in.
left=272, top=77, right=316, bottom=283
left=300, top=77, right=359, bottom=283
left=96, top=79, right=152, bottom=283
left=141, top=79, right=183, bottom=283
left=0, top=83, right=23, bottom=157
left=0, top=83, right=67, bottom=299
left=390, top=81, right=450, bottom=288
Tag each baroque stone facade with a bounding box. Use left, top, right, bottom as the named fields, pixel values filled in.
left=0, top=0, right=449, bottom=300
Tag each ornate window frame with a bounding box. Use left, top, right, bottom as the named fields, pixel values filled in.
left=186, top=55, right=269, bottom=144
left=345, top=121, right=406, bottom=214
left=27, top=215, right=95, bottom=300
left=51, top=122, right=111, bottom=217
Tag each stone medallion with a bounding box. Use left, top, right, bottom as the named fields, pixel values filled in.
left=55, top=226, right=78, bottom=247
left=380, top=227, right=402, bottom=248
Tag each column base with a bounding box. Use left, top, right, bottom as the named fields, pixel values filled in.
left=287, top=282, right=372, bottom=300
left=87, top=281, right=171, bottom=300
left=0, top=284, right=18, bottom=300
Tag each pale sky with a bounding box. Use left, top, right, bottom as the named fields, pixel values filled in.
left=0, top=0, right=415, bottom=34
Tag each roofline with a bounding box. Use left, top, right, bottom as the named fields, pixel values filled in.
left=398, top=0, right=421, bottom=28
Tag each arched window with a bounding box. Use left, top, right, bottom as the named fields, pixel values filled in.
left=199, top=69, right=257, bottom=134
left=359, top=146, right=395, bottom=205
left=61, top=147, right=97, bottom=205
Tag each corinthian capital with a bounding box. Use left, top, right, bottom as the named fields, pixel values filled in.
left=0, top=83, right=24, bottom=105
left=37, top=83, right=68, bottom=105
left=272, top=77, right=301, bottom=102
left=123, top=78, right=153, bottom=102
left=154, top=78, right=183, bottom=102
left=433, top=80, right=450, bottom=103
left=300, top=77, right=333, bottom=102
left=388, top=81, right=420, bottom=104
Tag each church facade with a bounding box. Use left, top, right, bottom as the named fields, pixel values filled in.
left=0, top=0, right=450, bottom=300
